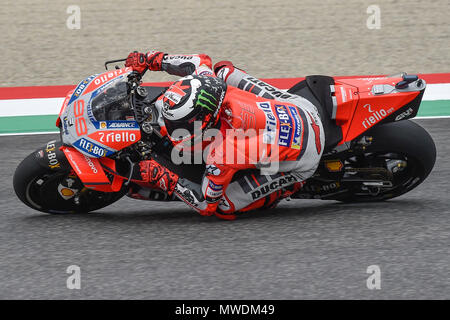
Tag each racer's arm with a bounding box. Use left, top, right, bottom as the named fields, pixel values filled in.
left=176, top=164, right=238, bottom=218
left=139, top=158, right=239, bottom=219
left=162, top=54, right=213, bottom=77
left=125, top=51, right=213, bottom=77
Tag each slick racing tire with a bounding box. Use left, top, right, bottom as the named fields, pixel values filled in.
left=13, top=142, right=127, bottom=214
left=336, top=120, right=436, bottom=202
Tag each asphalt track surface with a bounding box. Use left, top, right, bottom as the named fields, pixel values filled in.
left=1, top=0, right=449, bottom=300
left=0, top=118, right=449, bottom=299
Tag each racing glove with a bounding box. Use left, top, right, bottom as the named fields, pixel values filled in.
left=125, top=50, right=166, bottom=73
left=139, top=159, right=178, bottom=195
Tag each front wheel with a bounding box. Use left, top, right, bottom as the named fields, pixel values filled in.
left=13, top=143, right=127, bottom=214
left=335, top=120, right=436, bottom=202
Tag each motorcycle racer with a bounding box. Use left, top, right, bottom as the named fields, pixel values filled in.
left=125, top=51, right=325, bottom=219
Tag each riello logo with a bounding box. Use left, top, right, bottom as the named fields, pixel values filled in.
left=362, top=104, right=389, bottom=129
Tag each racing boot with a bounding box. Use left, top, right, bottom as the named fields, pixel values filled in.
left=126, top=184, right=176, bottom=201
left=280, top=181, right=305, bottom=199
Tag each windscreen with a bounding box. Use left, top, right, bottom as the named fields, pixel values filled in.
left=91, top=79, right=134, bottom=121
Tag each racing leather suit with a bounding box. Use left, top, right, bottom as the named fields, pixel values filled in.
left=152, top=53, right=325, bottom=217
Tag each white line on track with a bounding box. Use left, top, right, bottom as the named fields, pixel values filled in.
left=0, top=98, right=64, bottom=117
left=0, top=131, right=58, bottom=137
left=415, top=115, right=450, bottom=119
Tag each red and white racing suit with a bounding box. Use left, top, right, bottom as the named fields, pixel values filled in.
left=156, top=53, right=325, bottom=217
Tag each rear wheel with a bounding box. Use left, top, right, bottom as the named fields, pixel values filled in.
left=13, top=144, right=127, bottom=214
left=336, top=120, right=436, bottom=202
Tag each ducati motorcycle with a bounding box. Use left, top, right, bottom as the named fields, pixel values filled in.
left=13, top=59, right=436, bottom=214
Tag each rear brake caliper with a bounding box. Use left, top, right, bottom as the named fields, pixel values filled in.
left=386, top=159, right=408, bottom=174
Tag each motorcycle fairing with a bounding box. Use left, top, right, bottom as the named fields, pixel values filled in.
left=288, top=74, right=426, bottom=152
left=61, top=146, right=124, bottom=192
left=332, top=75, right=426, bottom=143
left=59, top=67, right=141, bottom=158
left=55, top=89, right=74, bottom=128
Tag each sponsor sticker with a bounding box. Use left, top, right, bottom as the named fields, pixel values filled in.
left=62, top=116, right=70, bottom=135
left=288, top=106, right=303, bottom=150
left=362, top=104, right=395, bottom=129
left=92, top=69, right=125, bottom=86
left=68, top=75, right=96, bottom=105
left=45, top=141, right=61, bottom=169
left=395, top=108, right=414, bottom=121
left=57, top=184, right=77, bottom=200
left=275, top=104, right=294, bottom=148
left=93, top=121, right=139, bottom=130
left=83, top=154, right=98, bottom=174
left=205, top=180, right=223, bottom=200
left=94, top=131, right=138, bottom=144
left=166, top=55, right=193, bottom=60
left=251, top=175, right=297, bottom=200
left=208, top=180, right=223, bottom=192
left=73, top=138, right=111, bottom=158
left=256, top=102, right=277, bottom=145
left=107, top=121, right=138, bottom=129
left=199, top=70, right=213, bottom=76
left=246, top=77, right=293, bottom=99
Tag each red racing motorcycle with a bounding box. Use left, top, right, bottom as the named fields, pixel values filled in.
left=13, top=60, right=436, bottom=214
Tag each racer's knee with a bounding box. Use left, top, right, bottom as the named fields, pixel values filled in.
left=219, top=172, right=300, bottom=212
left=217, top=189, right=282, bottom=216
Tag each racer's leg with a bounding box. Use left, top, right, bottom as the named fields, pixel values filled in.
left=217, top=108, right=324, bottom=214
left=214, top=61, right=326, bottom=215
left=218, top=171, right=304, bottom=213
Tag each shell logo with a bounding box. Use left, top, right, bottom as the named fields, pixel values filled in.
left=60, top=188, right=75, bottom=197
left=57, top=183, right=77, bottom=200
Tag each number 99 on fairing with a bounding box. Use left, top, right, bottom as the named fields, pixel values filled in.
left=74, top=100, right=87, bottom=136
